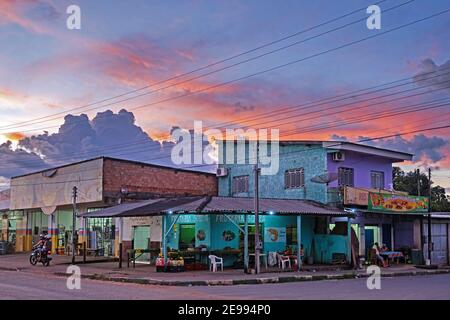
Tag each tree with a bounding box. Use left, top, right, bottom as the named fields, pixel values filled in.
left=393, top=167, right=450, bottom=212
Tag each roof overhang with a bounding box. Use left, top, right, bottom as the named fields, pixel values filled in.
left=323, top=142, right=413, bottom=162
left=79, top=196, right=351, bottom=218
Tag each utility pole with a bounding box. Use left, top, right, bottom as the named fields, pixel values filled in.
left=427, top=168, right=432, bottom=265
left=72, top=186, right=77, bottom=265
left=253, top=142, right=261, bottom=274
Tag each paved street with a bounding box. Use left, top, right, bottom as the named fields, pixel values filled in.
left=1, top=270, right=449, bottom=300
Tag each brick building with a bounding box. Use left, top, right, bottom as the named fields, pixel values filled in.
left=9, top=157, right=217, bottom=255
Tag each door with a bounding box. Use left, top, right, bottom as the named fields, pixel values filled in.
left=365, top=228, right=374, bottom=258
left=179, top=224, right=195, bottom=250
left=133, top=226, right=150, bottom=262
left=382, top=224, right=392, bottom=250
left=424, top=223, right=448, bottom=265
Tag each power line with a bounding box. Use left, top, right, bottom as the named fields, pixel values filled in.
left=1, top=77, right=448, bottom=169
left=0, top=1, right=420, bottom=134
left=0, top=0, right=390, bottom=132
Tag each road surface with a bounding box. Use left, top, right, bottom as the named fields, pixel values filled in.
left=1, top=270, right=449, bottom=300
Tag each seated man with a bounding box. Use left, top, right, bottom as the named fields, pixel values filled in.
left=373, top=242, right=387, bottom=267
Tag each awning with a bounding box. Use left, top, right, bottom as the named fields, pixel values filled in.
left=79, top=196, right=350, bottom=218
left=79, top=196, right=206, bottom=218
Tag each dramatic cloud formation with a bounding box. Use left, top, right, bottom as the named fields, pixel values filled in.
left=413, top=58, right=450, bottom=92
left=358, top=134, right=449, bottom=165
left=0, top=109, right=216, bottom=188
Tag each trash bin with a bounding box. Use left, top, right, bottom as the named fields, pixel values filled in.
left=411, top=249, right=423, bottom=265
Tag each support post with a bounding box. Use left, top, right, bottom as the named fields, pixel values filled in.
left=297, top=215, right=302, bottom=271
left=162, top=216, right=167, bottom=271
left=347, top=217, right=352, bottom=265
left=244, top=213, right=249, bottom=273
left=83, top=241, right=86, bottom=264
left=118, top=217, right=123, bottom=268
left=71, top=186, right=77, bottom=265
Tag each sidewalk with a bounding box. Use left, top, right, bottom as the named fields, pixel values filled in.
left=1, top=253, right=449, bottom=286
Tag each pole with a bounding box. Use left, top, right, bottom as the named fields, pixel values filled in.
left=162, top=216, right=167, bottom=272
left=244, top=213, right=249, bottom=273
left=427, top=168, right=432, bottom=265
left=119, top=217, right=123, bottom=268
left=296, top=215, right=302, bottom=271
left=254, top=142, right=260, bottom=274
left=72, top=186, right=77, bottom=265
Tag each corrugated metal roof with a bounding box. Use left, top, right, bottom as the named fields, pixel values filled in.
left=79, top=197, right=205, bottom=218
left=80, top=196, right=348, bottom=218
left=194, top=197, right=348, bottom=216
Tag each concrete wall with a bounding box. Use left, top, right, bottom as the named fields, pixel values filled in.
left=327, top=150, right=394, bottom=189
left=218, top=143, right=328, bottom=203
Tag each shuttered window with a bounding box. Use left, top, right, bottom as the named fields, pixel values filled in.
left=370, top=171, right=385, bottom=189
left=338, top=167, right=354, bottom=187
left=285, top=168, right=305, bottom=189
left=232, top=175, right=249, bottom=194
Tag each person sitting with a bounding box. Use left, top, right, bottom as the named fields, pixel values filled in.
left=381, top=243, right=388, bottom=252
left=373, top=242, right=387, bottom=267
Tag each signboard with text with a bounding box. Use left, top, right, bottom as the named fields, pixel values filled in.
left=368, top=192, right=429, bottom=213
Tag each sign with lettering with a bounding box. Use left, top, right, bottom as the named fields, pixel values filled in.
left=368, top=193, right=429, bottom=213
left=264, top=227, right=286, bottom=243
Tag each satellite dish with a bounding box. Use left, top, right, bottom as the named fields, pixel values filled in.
left=311, top=172, right=338, bottom=185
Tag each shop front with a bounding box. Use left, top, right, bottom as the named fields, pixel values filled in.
left=82, top=196, right=352, bottom=272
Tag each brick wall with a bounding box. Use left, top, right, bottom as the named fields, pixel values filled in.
left=103, top=158, right=217, bottom=197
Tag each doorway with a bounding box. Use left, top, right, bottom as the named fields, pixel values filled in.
left=179, top=224, right=195, bottom=250
left=133, top=226, right=150, bottom=262
left=364, top=225, right=381, bottom=257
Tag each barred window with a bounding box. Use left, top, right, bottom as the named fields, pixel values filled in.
left=285, top=168, right=305, bottom=189
left=338, top=167, right=354, bottom=187
left=232, top=175, right=249, bottom=194
left=370, top=171, right=385, bottom=189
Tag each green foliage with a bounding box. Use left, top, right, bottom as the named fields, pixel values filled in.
left=392, top=167, right=450, bottom=212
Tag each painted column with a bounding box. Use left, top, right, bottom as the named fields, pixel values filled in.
left=347, top=217, right=352, bottom=264
left=162, top=215, right=167, bottom=270
left=297, top=215, right=302, bottom=271
left=359, top=223, right=366, bottom=257
left=48, top=214, right=57, bottom=254
left=244, top=213, right=248, bottom=273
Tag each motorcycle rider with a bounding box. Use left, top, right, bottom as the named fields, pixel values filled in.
left=42, top=234, right=52, bottom=260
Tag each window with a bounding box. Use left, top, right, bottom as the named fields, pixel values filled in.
left=285, top=168, right=305, bottom=189
left=338, top=167, right=354, bottom=187
left=232, top=175, right=249, bottom=194
left=370, top=171, right=385, bottom=189
left=286, top=225, right=297, bottom=246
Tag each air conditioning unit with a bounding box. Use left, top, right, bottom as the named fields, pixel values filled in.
left=216, top=167, right=228, bottom=177
left=332, top=151, right=345, bottom=162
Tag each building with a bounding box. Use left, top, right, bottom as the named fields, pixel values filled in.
left=9, top=157, right=217, bottom=256
left=217, top=140, right=449, bottom=265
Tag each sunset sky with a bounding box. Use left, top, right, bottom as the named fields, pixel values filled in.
left=0, top=0, right=449, bottom=190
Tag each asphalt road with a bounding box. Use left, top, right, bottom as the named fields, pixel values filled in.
left=1, top=270, right=449, bottom=300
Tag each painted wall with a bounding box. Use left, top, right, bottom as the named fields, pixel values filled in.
left=326, top=150, right=394, bottom=189
left=218, top=143, right=328, bottom=203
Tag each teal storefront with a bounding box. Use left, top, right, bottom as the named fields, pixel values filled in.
left=164, top=213, right=317, bottom=267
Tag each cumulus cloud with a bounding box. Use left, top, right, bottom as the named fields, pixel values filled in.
left=357, top=134, right=449, bottom=164
left=0, top=109, right=216, bottom=187
left=413, top=58, right=450, bottom=92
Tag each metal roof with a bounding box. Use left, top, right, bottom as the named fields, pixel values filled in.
left=80, top=196, right=349, bottom=218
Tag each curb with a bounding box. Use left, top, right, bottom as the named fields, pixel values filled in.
left=52, top=268, right=450, bottom=287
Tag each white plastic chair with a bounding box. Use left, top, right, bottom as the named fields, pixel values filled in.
left=208, top=255, right=224, bottom=272
left=276, top=253, right=291, bottom=270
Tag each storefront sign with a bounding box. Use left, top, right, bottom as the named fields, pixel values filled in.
left=368, top=192, right=429, bottom=213
left=264, top=227, right=286, bottom=243
left=344, top=187, right=369, bottom=205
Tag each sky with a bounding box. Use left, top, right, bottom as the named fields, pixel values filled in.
left=0, top=0, right=449, bottom=190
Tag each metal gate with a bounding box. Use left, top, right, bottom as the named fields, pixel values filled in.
left=423, top=223, right=448, bottom=265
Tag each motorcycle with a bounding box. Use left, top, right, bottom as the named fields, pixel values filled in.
left=29, top=247, right=52, bottom=267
